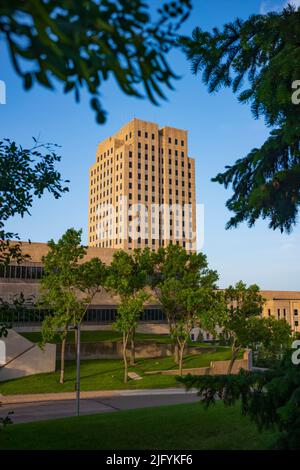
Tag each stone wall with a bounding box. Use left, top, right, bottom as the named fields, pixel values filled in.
left=0, top=330, right=56, bottom=382
left=57, top=341, right=216, bottom=361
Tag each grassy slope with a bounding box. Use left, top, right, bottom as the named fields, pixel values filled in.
left=0, top=350, right=237, bottom=395
left=0, top=402, right=277, bottom=450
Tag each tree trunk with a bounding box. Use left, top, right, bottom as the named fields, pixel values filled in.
left=174, top=342, right=179, bottom=364
left=178, top=341, right=186, bottom=376
left=123, top=332, right=128, bottom=384
left=227, top=347, right=239, bottom=374
left=130, top=329, right=135, bottom=365
left=60, top=324, right=68, bottom=384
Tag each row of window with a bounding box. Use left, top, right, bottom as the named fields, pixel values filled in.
left=95, top=147, right=115, bottom=164
left=1, top=308, right=165, bottom=325
left=128, top=171, right=192, bottom=180
left=137, top=130, right=185, bottom=147
left=130, top=151, right=187, bottom=161
left=129, top=160, right=190, bottom=170
left=0, top=265, right=44, bottom=280
left=267, top=308, right=299, bottom=326
left=268, top=308, right=298, bottom=316
left=90, top=198, right=193, bottom=209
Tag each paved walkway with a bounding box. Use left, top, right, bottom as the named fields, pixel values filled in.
left=0, top=388, right=199, bottom=424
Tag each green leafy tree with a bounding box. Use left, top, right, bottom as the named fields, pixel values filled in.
left=152, top=245, right=220, bottom=370
left=106, top=248, right=153, bottom=365
left=180, top=5, right=300, bottom=232
left=180, top=353, right=300, bottom=449
left=222, top=282, right=264, bottom=373
left=114, top=291, right=148, bottom=383
left=39, top=229, right=86, bottom=383
left=0, top=138, right=69, bottom=263
left=75, top=256, right=108, bottom=324
left=1, top=0, right=191, bottom=124
left=40, top=228, right=107, bottom=384
left=174, top=286, right=225, bottom=375
left=253, top=317, right=292, bottom=367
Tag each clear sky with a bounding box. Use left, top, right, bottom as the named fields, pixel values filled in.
left=1, top=0, right=300, bottom=290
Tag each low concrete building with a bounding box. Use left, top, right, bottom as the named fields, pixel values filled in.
left=0, top=242, right=165, bottom=332
left=1, top=241, right=299, bottom=335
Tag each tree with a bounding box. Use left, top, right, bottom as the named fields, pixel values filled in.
left=40, top=228, right=107, bottom=391
left=0, top=0, right=191, bottom=124
left=152, top=244, right=220, bottom=370
left=114, top=291, right=148, bottom=383
left=39, top=228, right=87, bottom=384
left=106, top=248, right=153, bottom=366
left=180, top=353, right=300, bottom=449
left=222, top=282, right=264, bottom=373
left=180, top=5, right=300, bottom=232
left=174, top=286, right=225, bottom=376
left=75, top=256, right=108, bottom=327
left=0, top=138, right=69, bottom=263
left=253, top=317, right=292, bottom=367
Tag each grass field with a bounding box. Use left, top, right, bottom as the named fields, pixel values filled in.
left=20, top=330, right=213, bottom=347
left=0, top=402, right=277, bottom=450
left=0, top=349, right=237, bottom=395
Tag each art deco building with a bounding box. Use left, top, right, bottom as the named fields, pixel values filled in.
left=88, top=119, right=196, bottom=251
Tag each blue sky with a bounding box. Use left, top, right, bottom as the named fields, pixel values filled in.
left=1, top=0, right=300, bottom=290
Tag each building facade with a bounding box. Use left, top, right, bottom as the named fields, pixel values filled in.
left=88, top=118, right=196, bottom=251
left=261, top=291, right=300, bottom=332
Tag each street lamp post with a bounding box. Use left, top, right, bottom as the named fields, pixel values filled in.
left=75, top=322, right=81, bottom=417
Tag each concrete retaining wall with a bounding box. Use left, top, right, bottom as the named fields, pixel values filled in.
left=0, top=329, right=56, bottom=382
left=210, top=351, right=250, bottom=375
left=57, top=341, right=216, bottom=361
left=146, top=351, right=251, bottom=376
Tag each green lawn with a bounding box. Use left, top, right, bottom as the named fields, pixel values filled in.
left=0, top=349, right=237, bottom=395
left=20, top=330, right=214, bottom=347
left=0, top=402, right=277, bottom=450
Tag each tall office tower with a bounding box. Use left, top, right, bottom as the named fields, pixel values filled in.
left=88, top=119, right=196, bottom=252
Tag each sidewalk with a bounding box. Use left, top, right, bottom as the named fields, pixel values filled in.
left=0, top=388, right=199, bottom=423
left=0, top=387, right=197, bottom=405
